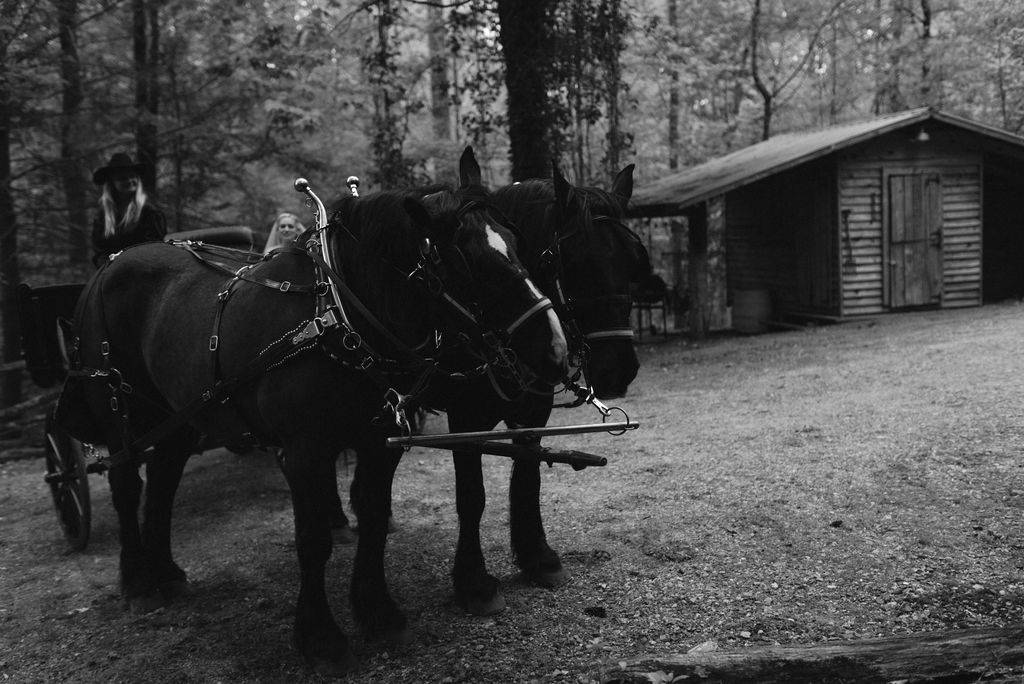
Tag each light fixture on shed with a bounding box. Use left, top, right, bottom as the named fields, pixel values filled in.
left=914, top=127, right=931, bottom=143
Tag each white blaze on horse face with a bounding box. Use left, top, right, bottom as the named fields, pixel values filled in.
left=547, top=306, right=568, bottom=363
left=526, top=278, right=569, bottom=364
left=485, top=225, right=511, bottom=260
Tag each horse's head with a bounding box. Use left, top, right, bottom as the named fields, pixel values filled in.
left=410, top=148, right=569, bottom=387
left=543, top=163, right=649, bottom=399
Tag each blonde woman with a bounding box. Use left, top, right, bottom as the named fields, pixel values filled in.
left=263, top=212, right=305, bottom=254
left=90, top=153, right=166, bottom=267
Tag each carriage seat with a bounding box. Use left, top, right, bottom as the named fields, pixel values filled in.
left=17, top=283, right=86, bottom=388
left=166, top=225, right=255, bottom=251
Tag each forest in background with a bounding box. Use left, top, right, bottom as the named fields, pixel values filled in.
left=2, top=0, right=1023, bottom=406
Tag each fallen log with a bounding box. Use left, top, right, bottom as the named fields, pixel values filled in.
left=598, top=625, right=1024, bottom=684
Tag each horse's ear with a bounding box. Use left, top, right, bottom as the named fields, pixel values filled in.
left=459, top=146, right=482, bottom=187
left=403, top=197, right=433, bottom=237
left=612, top=163, right=635, bottom=205
left=552, top=162, right=577, bottom=218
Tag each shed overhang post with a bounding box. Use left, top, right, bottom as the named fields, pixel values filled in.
left=683, top=202, right=708, bottom=341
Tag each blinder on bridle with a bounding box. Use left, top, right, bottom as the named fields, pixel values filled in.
left=540, top=207, right=644, bottom=372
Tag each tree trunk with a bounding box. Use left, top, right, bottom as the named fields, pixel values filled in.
left=57, top=0, right=90, bottom=272
left=602, top=0, right=624, bottom=179
left=599, top=625, right=1024, bottom=684
left=368, top=0, right=411, bottom=189
left=0, top=24, right=22, bottom=408
left=496, top=0, right=553, bottom=181
left=874, top=0, right=906, bottom=114
left=428, top=5, right=450, bottom=141
left=134, top=0, right=159, bottom=188
left=666, top=0, right=679, bottom=171
left=919, top=0, right=932, bottom=105
left=750, top=0, right=773, bottom=140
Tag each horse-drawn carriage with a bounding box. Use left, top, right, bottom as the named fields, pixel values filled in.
left=16, top=150, right=647, bottom=674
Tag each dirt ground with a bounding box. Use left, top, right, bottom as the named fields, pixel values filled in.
left=2, top=302, right=1023, bottom=683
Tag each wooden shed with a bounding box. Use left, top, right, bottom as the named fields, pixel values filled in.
left=630, top=108, right=1024, bottom=330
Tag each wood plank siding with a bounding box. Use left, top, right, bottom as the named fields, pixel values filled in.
left=838, top=134, right=982, bottom=316
left=724, top=161, right=837, bottom=318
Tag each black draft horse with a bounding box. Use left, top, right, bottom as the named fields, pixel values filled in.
left=439, top=164, right=650, bottom=614
left=344, top=165, right=650, bottom=613
left=62, top=149, right=567, bottom=674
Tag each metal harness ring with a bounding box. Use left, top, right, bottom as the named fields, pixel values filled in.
left=602, top=406, right=630, bottom=434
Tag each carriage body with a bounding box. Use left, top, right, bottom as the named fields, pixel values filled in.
left=17, top=282, right=85, bottom=388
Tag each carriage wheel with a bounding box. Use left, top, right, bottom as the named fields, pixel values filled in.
left=43, top=408, right=91, bottom=551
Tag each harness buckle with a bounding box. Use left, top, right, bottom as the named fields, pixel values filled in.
left=290, top=318, right=323, bottom=345
left=358, top=355, right=374, bottom=370
left=279, top=280, right=291, bottom=292
left=209, top=335, right=219, bottom=351
left=319, top=309, right=339, bottom=329
left=315, top=281, right=331, bottom=297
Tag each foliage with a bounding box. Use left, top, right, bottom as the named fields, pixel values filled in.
left=448, top=0, right=507, bottom=176
left=548, top=0, right=633, bottom=183
left=3, top=0, right=1024, bottom=372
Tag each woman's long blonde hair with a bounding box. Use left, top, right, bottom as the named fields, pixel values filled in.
left=263, top=212, right=305, bottom=254
left=100, top=180, right=148, bottom=238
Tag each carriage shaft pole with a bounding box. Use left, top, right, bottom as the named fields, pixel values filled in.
left=385, top=420, right=637, bottom=449
left=405, top=439, right=607, bottom=470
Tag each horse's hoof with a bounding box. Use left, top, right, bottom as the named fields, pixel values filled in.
left=356, top=603, right=408, bottom=645
left=309, top=652, right=359, bottom=678
left=461, top=590, right=506, bottom=616
left=159, top=578, right=190, bottom=601
left=293, top=636, right=358, bottom=677
left=526, top=566, right=569, bottom=588
left=454, top=569, right=505, bottom=616
left=125, top=590, right=165, bottom=615
left=380, top=625, right=414, bottom=650
left=331, top=524, right=357, bottom=545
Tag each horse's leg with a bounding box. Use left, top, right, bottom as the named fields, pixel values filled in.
left=349, top=445, right=408, bottom=643
left=108, top=453, right=164, bottom=613
left=328, top=456, right=355, bottom=544
left=279, top=440, right=356, bottom=676
left=508, top=402, right=568, bottom=588
left=451, top=446, right=506, bottom=615
left=447, top=409, right=505, bottom=616
left=141, top=433, right=194, bottom=600
left=348, top=452, right=395, bottom=535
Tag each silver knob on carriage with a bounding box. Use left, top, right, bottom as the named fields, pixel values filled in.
left=346, top=176, right=360, bottom=197
left=294, top=178, right=309, bottom=193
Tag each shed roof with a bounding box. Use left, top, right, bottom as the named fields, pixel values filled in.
left=630, top=108, right=1024, bottom=217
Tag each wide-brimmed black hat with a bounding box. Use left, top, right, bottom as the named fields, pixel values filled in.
left=92, top=153, right=152, bottom=185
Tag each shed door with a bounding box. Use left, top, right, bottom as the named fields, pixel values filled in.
left=888, top=174, right=943, bottom=308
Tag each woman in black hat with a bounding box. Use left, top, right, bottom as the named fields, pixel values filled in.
left=91, top=152, right=167, bottom=267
